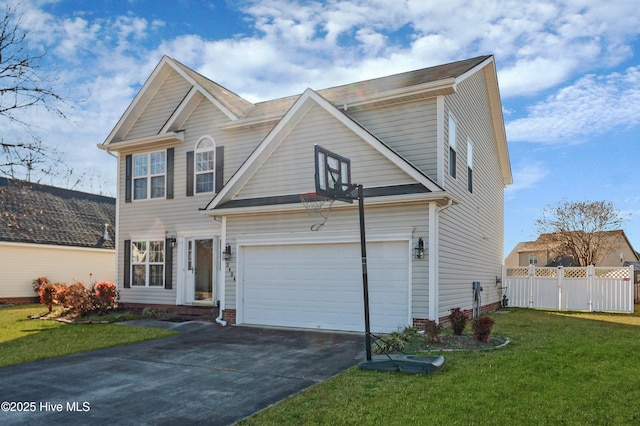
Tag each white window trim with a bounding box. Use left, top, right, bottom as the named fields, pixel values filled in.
left=131, top=239, right=165, bottom=287
left=195, top=136, right=215, bottom=194
left=132, top=150, right=167, bottom=201
left=448, top=114, right=457, bottom=178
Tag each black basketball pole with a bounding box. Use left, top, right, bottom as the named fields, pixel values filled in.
left=357, top=184, right=372, bottom=361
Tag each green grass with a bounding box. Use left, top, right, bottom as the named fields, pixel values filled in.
left=0, top=304, right=177, bottom=367
left=241, top=307, right=640, bottom=425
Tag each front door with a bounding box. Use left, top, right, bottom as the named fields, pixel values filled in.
left=187, top=238, right=215, bottom=304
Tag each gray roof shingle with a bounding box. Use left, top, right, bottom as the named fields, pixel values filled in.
left=0, top=178, right=115, bottom=249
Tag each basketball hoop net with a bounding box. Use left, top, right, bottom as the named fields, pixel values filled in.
left=300, top=192, right=335, bottom=231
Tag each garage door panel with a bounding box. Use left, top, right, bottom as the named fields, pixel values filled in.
left=241, top=241, right=409, bottom=332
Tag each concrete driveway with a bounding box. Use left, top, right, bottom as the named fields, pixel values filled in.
left=0, top=320, right=364, bottom=425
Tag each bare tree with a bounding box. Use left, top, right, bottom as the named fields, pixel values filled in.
left=0, top=4, right=66, bottom=124
left=0, top=4, right=74, bottom=185
left=535, top=199, right=626, bottom=266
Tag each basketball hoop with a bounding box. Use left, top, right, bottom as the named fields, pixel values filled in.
left=300, top=192, right=335, bottom=231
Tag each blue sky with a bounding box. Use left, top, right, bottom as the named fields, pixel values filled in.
left=3, top=0, right=640, bottom=256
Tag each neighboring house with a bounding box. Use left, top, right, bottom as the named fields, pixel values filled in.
left=0, top=178, right=115, bottom=303
left=99, top=54, right=512, bottom=331
left=505, top=230, right=639, bottom=267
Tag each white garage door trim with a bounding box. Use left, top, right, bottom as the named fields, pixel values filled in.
left=236, top=228, right=413, bottom=332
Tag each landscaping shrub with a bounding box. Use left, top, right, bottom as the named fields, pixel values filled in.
left=372, top=327, right=423, bottom=354
left=449, top=307, right=468, bottom=335
left=94, top=281, right=117, bottom=311
left=56, top=282, right=96, bottom=318
left=38, top=282, right=58, bottom=312
left=423, top=320, right=442, bottom=343
left=32, top=276, right=50, bottom=294
left=471, top=316, right=495, bottom=342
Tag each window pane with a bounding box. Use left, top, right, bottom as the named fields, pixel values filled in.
left=196, top=172, right=214, bottom=193
left=133, top=155, right=147, bottom=177
left=132, top=241, right=147, bottom=263
left=132, top=265, right=146, bottom=286
left=150, top=176, right=165, bottom=198
left=196, top=151, right=214, bottom=172
left=149, top=241, right=164, bottom=263
left=134, top=178, right=147, bottom=200
left=449, top=148, right=457, bottom=178
left=150, top=152, right=166, bottom=175
left=197, top=137, right=214, bottom=149
left=449, top=116, right=457, bottom=149
left=149, top=265, right=164, bottom=286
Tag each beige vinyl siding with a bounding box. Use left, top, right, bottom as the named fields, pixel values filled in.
left=348, top=99, right=438, bottom=180
left=0, top=243, right=115, bottom=298
left=224, top=203, right=430, bottom=319
left=438, top=70, right=505, bottom=318
left=116, top=98, right=270, bottom=304
left=125, top=70, right=193, bottom=140
left=236, top=104, right=416, bottom=199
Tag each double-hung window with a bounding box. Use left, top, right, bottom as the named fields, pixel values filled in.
left=195, top=137, right=215, bottom=193
left=131, top=240, right=165, bottom=287
left=133, top=151, right=166, bottom=200
left=449, top=115, right=457, bottom=178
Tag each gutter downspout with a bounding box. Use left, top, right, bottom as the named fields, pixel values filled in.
left=214, top=216, right=227, bottom=326
left=428, top=198, right=454, bottom=323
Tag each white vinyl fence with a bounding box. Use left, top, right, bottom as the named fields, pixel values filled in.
left=503, top=265, right=634, bottom=313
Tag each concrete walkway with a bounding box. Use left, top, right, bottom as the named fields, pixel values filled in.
left=0, top=320, right=364, bottom=425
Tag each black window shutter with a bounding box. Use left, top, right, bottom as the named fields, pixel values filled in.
left=165, top=238, right=173, bottom=289
left=125, top=155, right=132, bottom=203
left=123, top=240, right=131, bottom=288
left=215, top=146, right=224, bottom=193
left=166, top=148, right=174, bottom=199
left=186, top=151, right=194, bottom=197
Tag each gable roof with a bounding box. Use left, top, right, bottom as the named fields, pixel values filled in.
left=100, top=55, right=254, bottom=148
left=507, top=230, right=639, bottom=262
left=205, top=88, right=447, bottom=212
left=0, top=178, right=115, bottom=249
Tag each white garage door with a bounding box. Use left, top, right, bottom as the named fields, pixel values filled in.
left=240, top=241, right=410, bottom=332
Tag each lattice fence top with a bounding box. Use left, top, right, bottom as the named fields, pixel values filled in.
left=595, top=267, right=631, bottom=279
left=564, top=268, right=587, bottom=279
left=506, top=267, right=529, bottom=277
left=535, top=268, right=557, bottom=278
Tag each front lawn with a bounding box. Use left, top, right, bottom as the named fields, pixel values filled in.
left=0, top=304, right=177, bottom=367
left=242, top=307, right=640, bottom=425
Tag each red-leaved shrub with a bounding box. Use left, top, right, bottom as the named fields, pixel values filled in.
left=94, top=281, right=117, bottom=310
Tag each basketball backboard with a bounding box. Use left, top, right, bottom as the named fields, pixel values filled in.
left=314, top=145, right=354, bottom=202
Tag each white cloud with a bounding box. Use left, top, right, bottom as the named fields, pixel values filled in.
left=4, top=0, right=640, bottom=194
left=506, top=66, right=640, bottom=143
left=505, top=161, right=549, bottom=198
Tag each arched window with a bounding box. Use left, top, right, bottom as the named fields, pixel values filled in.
left=195, top=136, right=215, bottom=193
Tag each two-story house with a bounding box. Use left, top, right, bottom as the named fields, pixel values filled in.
left=505, top=230, right=640, bottom=267
left=99, top=54, right=512, bottom=331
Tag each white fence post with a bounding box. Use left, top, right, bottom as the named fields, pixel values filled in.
left=557, top=266, right=564, bottom=311
left=528, top=264, right=535, bottom=308
left=587, top=265, right=596, bottom=312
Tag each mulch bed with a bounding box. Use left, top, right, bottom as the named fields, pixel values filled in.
left=421, top=333, right=509, bottom=352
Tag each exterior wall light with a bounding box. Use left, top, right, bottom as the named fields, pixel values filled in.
left=415, top=237, right=425, bottom=259
left=169, top=237, right=177, bottom=248
left=223, top=243, right=232, bottom=261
